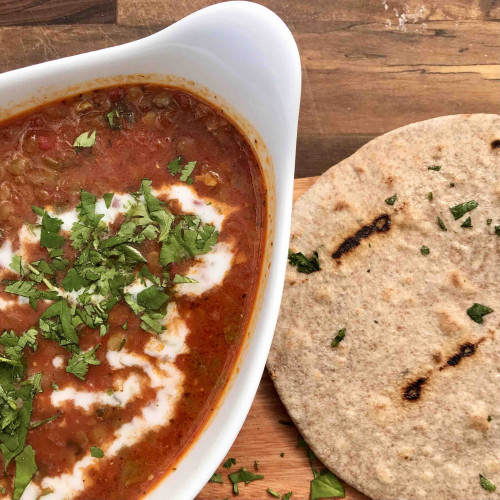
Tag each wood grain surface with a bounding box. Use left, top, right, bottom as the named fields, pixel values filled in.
left=0, top=1, right=498, bottom=498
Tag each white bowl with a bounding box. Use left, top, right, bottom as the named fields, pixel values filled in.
left=0, top=2, right=301, bottom=498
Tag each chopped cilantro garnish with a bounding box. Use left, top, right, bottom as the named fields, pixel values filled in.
left=480, top=474, right=496, bottom=492
left=73, top=130, right=96, bottom=150
left=66, top=345, right=101, bottom=381
left=487, top=415, right=492, bottom=422
left=118, top=338, right=126, bottom=351
left=487, top=218, right=492, bottom=225
left=428, top=192, right=433, bottom=201
left=137, top=286, right=168, bottom=310
left=427, top=165, right=441, bottom=171
left=385, top=194, right=397, bottom=206
left=180, top=161, right=197, bottom=184
left=30, top=413, right=61, bottom=429
left=106, top=109, right=121, bottom=130
left=467, top=303, right=493, bottom=324
left=223, top=457, right=237, bottom=469
left=209, top=473, right=223, bottom=484
left=103, top=193, right=114, bottom=209
left=267, top=488, right=280, bottom=498
left=167, top=157, right=197, bottom=184
left=331, top=328, right=346, bottom=348
left=9, top=255, right=23, bottom=275
left=90, top=446, right=104, bottom=458
left=495, top=225, right=500, bottom=236
left=449, top=200, right=478, bottom=220
left=0, top=176, right=220, bottom=495
left=280, top=452, right=285, bottom=457
left=33, top=207, right=65, bottom=249
left=13, top=445, right=37, bottom=500
left=437, top=217, right=447, bottom=231
left=288, top=250, right=320, bottom=274
left=254, top=460, right=259, bottom=471
left=62, top=268, right=85, bottom=292
left=159, top=219, right=218, bottom=266
left=140, top=312, right=165, bottom=334
left=167, top=157, right=183, bottom=175
left=461, top=217, right=472, bottom=228
left=420, top=246, right=430, bottom=255
left=310, top=470, right=344, bottom=499
left=229, top=468, right=264, bottom=488
left=282, top=493, right=293, bottom=500
left=173, top=274, right=198, bottom=284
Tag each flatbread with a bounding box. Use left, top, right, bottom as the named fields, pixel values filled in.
left=268, top=114, right=500, bottom=500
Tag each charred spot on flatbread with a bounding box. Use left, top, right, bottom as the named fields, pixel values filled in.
left=332, top=214, right=391, bottom=259
left=491, top=139, right=500, bottom=149
left=446, top=342, right=476, bottom=367
left=404, top=377, right=427, bottom=401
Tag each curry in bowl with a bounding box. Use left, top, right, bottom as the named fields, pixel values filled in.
left=0, top=84, right=266, bottom=499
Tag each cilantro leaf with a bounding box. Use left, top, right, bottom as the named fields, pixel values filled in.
left=173, top=274, right=198, bottom=284
left=118, top=244, right=147, bottom=263
left=4, top=281, right=39, bottom=298
left=331, top=328, right=346, bottom=348
left=62, top=268, right=85, bottom=292
left=310, top=470, right=345, bottom=499
left=137, top=286, right=168, bottom=311
left=13, top=445, right=37, bottom=500
left=90, top=446, right=104, bottom=458
left=66, top=345, right=101, bottom=381
left=180, top=161, right=197, bottom=184
left=41, top=300, right=79, bottom=346
left=9, top=255, right=23, bottom=275
left=449, top=200, right=478, bottom=220
left=34, top=208, right=65, bottom=249
left=159, top=221, right=218, bottom=266
left=167, top=157, right=183, bottom=176
left=427, top=165, right=441, bottom=171
left=288, top=250, right=320, bottom=274
left=150, top=210, right=174, bottom=242
left=140, top=313, right=164, bottom=334
left=467, top=303, right=493, bottom=324
left=106, top=109, right=121, bottom=130
left=229, top=468, right=264, bottom=486
left=223, top=457, right=237, bottom=469
left=73, top=130, right=96, bottom=150
left=437, top=217, right=447, bottom=231
left=480, top=474, right=497, bottom=492
left=282, top=493, right=293, bottom=500
left=103, top=193, right=114, bottom=209
left=30, top=413, right=61, bottom=429
left=209, top=473, right=223, bottom=484
left=461, top=217, right=472, bottom=228
left=385, top=194, right=397, bottom=206
left=420, top=245, right=430, bottom=255
left=267, top=488, right=280, bottom=498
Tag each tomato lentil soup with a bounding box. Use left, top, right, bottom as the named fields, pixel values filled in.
left=0, top=85, right=266, bottom=499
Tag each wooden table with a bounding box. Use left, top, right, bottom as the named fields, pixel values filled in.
left=1, top=1, right=498, bottom=498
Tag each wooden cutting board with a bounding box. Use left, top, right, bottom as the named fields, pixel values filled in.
left=198, top=176, right=368, bottom=500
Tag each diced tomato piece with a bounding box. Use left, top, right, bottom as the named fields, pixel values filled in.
left=37, top=135, right=56, bottom=151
